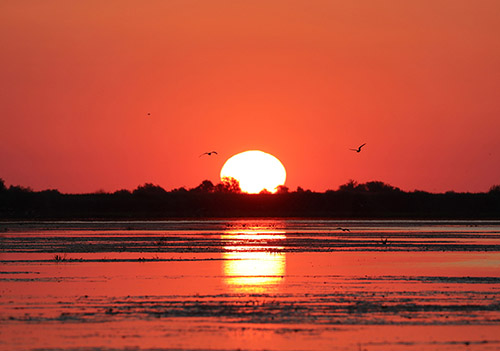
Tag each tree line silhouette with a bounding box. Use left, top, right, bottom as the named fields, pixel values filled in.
left=1, top=177, right=500, bottom=220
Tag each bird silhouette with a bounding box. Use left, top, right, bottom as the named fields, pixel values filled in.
left=350, top=143, right=366, bottom=153
left=200, top=151, right=218, bottom=157
left=336, top=227, right=350, bottom=232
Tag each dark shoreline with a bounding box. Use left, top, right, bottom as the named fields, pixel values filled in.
left=2, top=188, right=500, bottom=220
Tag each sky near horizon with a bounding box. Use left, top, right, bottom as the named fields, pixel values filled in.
left=1, top=1, right=499, bottom=194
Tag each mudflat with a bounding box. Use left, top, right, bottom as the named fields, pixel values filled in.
left=1, top=220, right=499, bottom=350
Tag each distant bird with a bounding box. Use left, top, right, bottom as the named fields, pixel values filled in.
left=350, top=143, right=366, bottom=153
left=381, top=237, right=388, bottom=245
left=336, top=227, right=350, bottom=232
left=147, top=112, right=151, bottom=116
left=200, top=151, right=218, bottom=157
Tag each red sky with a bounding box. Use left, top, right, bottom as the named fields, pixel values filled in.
left=1, top=1, right=499, bottom=193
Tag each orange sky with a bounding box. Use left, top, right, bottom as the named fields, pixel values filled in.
left=1, top=1, right=499, bottom=193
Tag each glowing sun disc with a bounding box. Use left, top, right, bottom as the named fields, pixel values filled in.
left=220, top=150, right=286, bottom=194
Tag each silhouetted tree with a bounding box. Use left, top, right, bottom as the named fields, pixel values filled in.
left=276, top=185, right=289, bottom=194
left=365, top=181, right=400, bottom=193
left=294, top=186, right=312, bottom=193
left=337, top=180, right=400, bottom=193
left=2, top=178, right=500, bottom=220
left=489, top=185, right=500, bottom=193
left=215, top=177, right=241, bottom=193
left=114, top=189, right=131, bottom=196
left=133, top=183, right=167, bottom=196
left=338, top=180, right=359, bottom=192
left=171, top=187, right=188, bottom=193
left=40, top=189, right=60, bottom=195
left=412, top=189, right=430, bottom=194
left=8, top=185, right=33, bottom=193
left=191, top=180, right=215, bottom=193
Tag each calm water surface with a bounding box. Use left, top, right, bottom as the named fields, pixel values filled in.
left=1, top=220, right=499, bottom=351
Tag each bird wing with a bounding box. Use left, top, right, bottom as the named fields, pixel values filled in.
left=359, top=143, right=366, bottom=148
left=349, top=149, right=357, bottom=151
left=199, top=152, right=208, bottom=157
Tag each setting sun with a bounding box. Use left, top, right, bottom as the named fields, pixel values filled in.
left=220, top=150, right=286, bottom=194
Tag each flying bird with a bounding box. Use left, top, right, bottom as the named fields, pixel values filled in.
left=350, top=143, right=366, bottom=153
left=336, top=227, right=350, bottom=232
left=200, top=151, right=218, bottom=157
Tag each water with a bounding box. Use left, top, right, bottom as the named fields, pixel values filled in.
left=1, top=220, right=499, bottom=350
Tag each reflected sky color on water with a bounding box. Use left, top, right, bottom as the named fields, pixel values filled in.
left=222, top=229, right=286, bottom=293
left=1, top=220, right=500, bottom=351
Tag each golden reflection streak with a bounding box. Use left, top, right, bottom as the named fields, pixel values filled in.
left=221, top=229, right=286, bottom=293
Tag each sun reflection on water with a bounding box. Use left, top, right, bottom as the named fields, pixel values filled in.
left=221, top=228, right=286, bottom=293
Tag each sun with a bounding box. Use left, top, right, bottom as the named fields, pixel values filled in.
left=220, top=150, right=286, bottom=194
